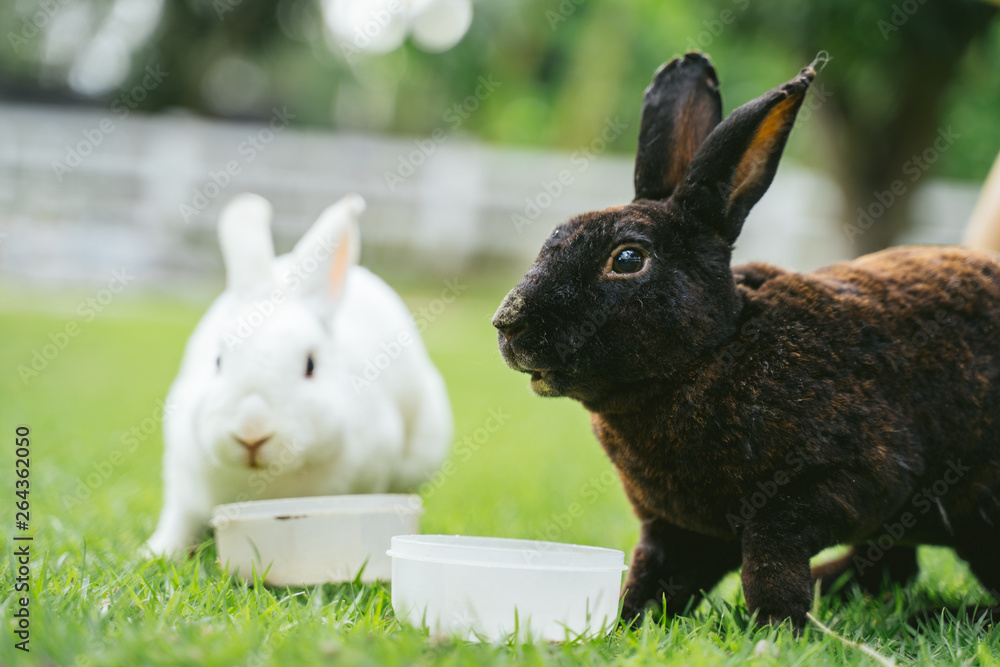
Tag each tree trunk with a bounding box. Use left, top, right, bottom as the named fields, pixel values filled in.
left=829, top=65, right=958, bottom=256
left=821, top=9, right=997, bottom=257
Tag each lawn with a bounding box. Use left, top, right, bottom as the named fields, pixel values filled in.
left=2, top=276, right=999, bottom=666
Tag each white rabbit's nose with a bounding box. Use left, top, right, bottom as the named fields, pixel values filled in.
left=233, top=435, right=272, bottom=451
left=233, top=394, right=273, bottom=444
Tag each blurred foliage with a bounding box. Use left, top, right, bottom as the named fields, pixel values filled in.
left=1, top=0, right=999, bottom=250
left=731, top=0, right=999, bottom=251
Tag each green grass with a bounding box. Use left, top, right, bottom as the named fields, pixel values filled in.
left=2, top=277, right=999, bottom=666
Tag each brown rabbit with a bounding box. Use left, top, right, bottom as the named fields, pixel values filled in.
left=492, top=52, right=1000, bottom=630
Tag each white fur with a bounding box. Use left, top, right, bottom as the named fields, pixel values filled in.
left=144, top=193, right=452, bottom=557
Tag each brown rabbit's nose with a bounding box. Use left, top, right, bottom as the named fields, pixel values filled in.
left=493, top=288, right=530, bottom=341
left=495, top=320, right=528, bottom=342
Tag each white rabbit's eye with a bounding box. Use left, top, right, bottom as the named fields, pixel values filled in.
left=216, top=355, right=221, bottom=372
left=305, top=354, right=315, bottom=378
left=606, top=246, right=648, bottom=277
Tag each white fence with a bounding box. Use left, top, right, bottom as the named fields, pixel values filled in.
left=0, top=102, right=980, bottom=290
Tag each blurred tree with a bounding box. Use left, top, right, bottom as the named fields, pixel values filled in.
left=2, top=0, right=998, bottom=256
left=138, top=1, right=268, bottom=114
left=733, top=0, right=998, bottom=255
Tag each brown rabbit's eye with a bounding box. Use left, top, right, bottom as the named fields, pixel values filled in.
left=611, top=248, right=646, bottom=274
left=305, top=354, right=315, bottom=378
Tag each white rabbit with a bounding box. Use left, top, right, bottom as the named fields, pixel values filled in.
left=144, top=193, right=453, bottom=557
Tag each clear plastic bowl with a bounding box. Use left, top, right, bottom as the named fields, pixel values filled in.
left=210, top=494, right=422, bottom=586
left=388, top=534, right=627, bottom=641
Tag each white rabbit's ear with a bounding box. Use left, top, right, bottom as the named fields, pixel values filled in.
left=219, top=193, right=275, bottom=295
left=291, top=194, right=365, bottom=305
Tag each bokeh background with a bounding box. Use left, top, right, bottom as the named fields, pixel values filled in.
left=2, top=2, right=1000, bottom=663
left=2, top=0, right=1000, bottom=289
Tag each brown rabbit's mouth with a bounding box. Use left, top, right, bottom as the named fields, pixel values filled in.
left=504, top=343, right=602, bottom=400
left=498, top=340, right=539, bottom=372
left=529, top=368, right=551, bottom=384
left=530, top=369, right=562, bottom=397
left=498, top=333, right=579, bottom=397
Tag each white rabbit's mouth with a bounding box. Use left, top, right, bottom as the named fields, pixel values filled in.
left=222, top=436, right=310, bottom=473
left=246, top=449, right=262, bottom=469
left=214, top=433, right=283, bottom=471
left=232, top=434, right=273, bottom=469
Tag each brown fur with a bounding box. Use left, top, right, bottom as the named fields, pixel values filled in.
left=596, top=246, right=1000, bottom=627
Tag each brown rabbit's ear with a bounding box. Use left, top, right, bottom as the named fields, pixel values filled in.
left=633, top=53, right=722, bottom=202
left=672, top=64, right=816, bottom=244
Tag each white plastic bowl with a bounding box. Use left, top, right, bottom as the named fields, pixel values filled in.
left=210, top=494, right=422, bottom=586
left=388, top=535, right=627, bottom=641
